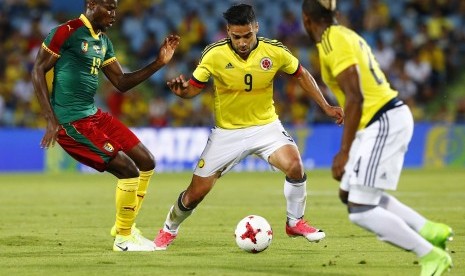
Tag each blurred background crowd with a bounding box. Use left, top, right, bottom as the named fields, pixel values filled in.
left=1, top=0, right=465, bottom=128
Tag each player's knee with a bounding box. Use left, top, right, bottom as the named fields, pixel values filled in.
left=128, top=144, right=155, bottom=171
left=144, top=155, right=156, bottom=171
left=347, top=205, right=376, bottom=224
left=378, top=192, right=393, bottom=209
left=107, top=153, right=140, bottom=178
left=138, top=151, right=156, bottom=171
left=286, top=172, right=307, bottom=185
left=285, top=158, right=304, bottom=180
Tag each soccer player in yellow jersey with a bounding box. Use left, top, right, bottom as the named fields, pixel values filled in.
left=302, top=0, right=453, bottom=274
left=154, top=3, right=344, bottom=250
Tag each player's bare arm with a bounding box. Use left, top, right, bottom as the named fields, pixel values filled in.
left=332, top=64, right=363, bottom=181
left=31, top=46, right=60, bottom=149
left=296, top=66, right=344, bottom=125
left=167, top=74, right=203, bottom=99
left=103, top=34, right=180, bottom=92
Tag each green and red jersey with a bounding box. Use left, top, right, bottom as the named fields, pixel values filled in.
left=42, top=14, right=116, bottom=124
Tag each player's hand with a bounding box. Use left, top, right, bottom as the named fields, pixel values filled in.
left=41, top=118, right=60, bottom=149
left=332, top=150, right=348, bottom=181
left=156, top=34, right=180, bottom=65
left=324, top=105, right=344, bottom=125
left=167, top=74, right=189, bottom=97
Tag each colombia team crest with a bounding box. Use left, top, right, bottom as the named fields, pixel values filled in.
left=260, top=57, right=273, bottom=70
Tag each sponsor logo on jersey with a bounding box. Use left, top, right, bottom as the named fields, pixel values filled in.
left=81, top=41, right=88, bottom=53
left=225, top=62, right=234, bottom=69
left=198, top=159, right=205, bottom=168
left=103, top=142, right=114, bottom=153
left=93, top=45, right=101, bottom=54
left=260, top=57, right=272, bottom=70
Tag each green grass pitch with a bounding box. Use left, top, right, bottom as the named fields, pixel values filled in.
left=0, top=168, right=463, bottom=275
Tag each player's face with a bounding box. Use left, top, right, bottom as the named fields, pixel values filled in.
left=301, top=12, right=317, bottom=42
left=89, top=0, right=117, bottom=32
left=227, top=23, right=258, bottom=59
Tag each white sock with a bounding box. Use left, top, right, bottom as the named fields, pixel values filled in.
left=349, top=206, right=432, bottom=257
left=284, top=174, right=307, bottom=224
left=379, top=193, right=426, bottom=232
left=163, top=191, right=193, bottom=234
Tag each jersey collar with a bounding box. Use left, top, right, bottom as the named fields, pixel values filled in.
left=79, top=14, right=101, bottom=40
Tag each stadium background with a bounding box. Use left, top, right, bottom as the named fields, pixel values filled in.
left=0, top=0, right=464, bottom=172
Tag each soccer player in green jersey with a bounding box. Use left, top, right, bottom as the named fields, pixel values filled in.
left=153, top=3, right=344, bottom=250
left=32, top=0, right=180, bottom=251
left=302, top=0, right=453, bottom=274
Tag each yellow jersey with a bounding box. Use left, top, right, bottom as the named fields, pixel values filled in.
left=191, top=37, right=300, bottom=129
left=317, top=25, right=397, bottom=129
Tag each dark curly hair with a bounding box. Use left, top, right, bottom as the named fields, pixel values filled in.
left=302, top=0, right=336, bottom=23
left=223, top=3, right=256, bottom=25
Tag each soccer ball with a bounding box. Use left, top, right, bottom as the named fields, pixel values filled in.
left=234, top=215, right=273, bottom=253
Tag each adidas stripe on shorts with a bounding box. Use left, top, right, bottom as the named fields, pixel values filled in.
left=340, top=105, right=414, bottom=205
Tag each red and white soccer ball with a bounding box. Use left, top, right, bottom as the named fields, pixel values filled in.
left=234, top=215, right=273, bottom=253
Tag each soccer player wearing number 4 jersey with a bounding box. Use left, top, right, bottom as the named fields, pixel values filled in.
left=153, top=3, right=344, bottom=250
left=302, top=1, right=453, bottom=275
left=32, top=0, right=180, bottom=251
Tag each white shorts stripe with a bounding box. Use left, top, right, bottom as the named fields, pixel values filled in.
left=365, top=114, right=389, bottom=187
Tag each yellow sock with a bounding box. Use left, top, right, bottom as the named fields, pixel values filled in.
left=115, top=177, right=139, bottom=236
left=135, top=169, right=154, bottom=216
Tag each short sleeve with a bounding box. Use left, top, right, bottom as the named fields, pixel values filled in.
left=102, top=35, right=117, bottom=67
left=326, top=30, right=358, bottom=76
left=192, top=51, right=213, bottom=83
left=279, top=47, right=300, bottom=75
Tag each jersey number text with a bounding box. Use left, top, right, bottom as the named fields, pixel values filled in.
left=91, top=57, right=102, bottom=75
left=359, top=41, right=383, bottom=85
left=244, top=73, right=252, bottom=92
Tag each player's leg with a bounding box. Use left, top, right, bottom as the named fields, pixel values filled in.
left=341, top=188, right=435, bottom=258
left=268, top=145, right=305, bottom=221
left=154, top=127, right=245, bottom=250
left=346, top=188, right=452, bottom=276
left=106, top=152, right=154, bottom=251
left=260, top=121, right=324, bottom=242
left=107, top=151, right=140, bottom=233
left=346, top=187, right=434, bottom=255
left=166, top=173, right=220, bottom=230
left=101, top=112, right=156, bottom=248
left=268, top=144, right=325, bottom=242
left=57, top=113, right=153, bottom=251
left=105, top=113, right=156, bottom=216
left=125, top=143, right=155, bottom=215
left=379, top=193, right=453, bottom=250
left=109, top=166, right=155, bottom=247
left=59, top=116, right=140, bottom=239
left=343, top=107, right=452, bottom=272
left=154, top=173, right=220, bottom=250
